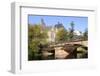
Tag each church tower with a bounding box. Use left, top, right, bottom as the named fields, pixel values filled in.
left=41, top=18, right=46, bottom=30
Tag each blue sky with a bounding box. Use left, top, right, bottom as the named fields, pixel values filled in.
left=28, top=15, right=88, bottom=33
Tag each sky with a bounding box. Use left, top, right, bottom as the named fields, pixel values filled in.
left=28, top=15, right=88, bottom=33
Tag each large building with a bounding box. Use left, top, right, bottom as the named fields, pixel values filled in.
left=47, top=22, right=65, bottom=42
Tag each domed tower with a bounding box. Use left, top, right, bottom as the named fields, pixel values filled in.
left=54, top=22, right=64, bottom=33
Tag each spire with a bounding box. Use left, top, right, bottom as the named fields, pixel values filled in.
left=41, top=18, right=46, bottom=30
left=41, top=18, right=45, bottom=25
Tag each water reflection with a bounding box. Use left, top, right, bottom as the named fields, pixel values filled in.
left=31, top=44, right=88, bottom=60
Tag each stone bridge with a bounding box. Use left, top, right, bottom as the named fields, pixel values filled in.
left=41, top=40, right=88, bottom=59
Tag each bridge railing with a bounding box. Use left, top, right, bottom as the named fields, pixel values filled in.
left=48, top=40, right=87, bottom=47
